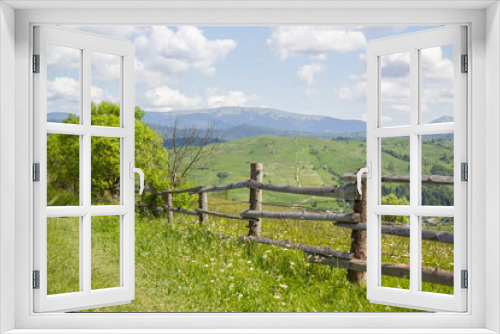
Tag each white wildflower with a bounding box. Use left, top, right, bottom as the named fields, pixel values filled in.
left=274, top=295, right=281, bottom=299
left=279, top=284, right=288, bottom=289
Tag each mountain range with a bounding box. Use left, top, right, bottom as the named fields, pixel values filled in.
left=142, top=106, right=367, bottom=133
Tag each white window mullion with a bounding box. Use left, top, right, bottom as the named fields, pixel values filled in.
left=81, top=47, right=92, bottom=295
left=409, top=47, right=420, bottom=294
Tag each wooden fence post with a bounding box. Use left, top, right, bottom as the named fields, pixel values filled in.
left=198, top=188, right=208, bottom=225
left=347, top=180, right=367, bottom=283
left=248, top=163, right=263, bottom=237
left=166, top=193, right=174, bottom=223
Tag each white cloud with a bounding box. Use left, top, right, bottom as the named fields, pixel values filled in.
left=46, top=44, right=80, bottom=72
left=91, top=86, right=118, bottom=104
left=135, top=26, right=237, bottom=79
left=338, top=81, right=366, bottom=101
left=297, top=62, right=325, bottom=86
left=144, top=85, right=203, bottom=111
left=206, top=87, right=259, bottom=108
left=47, top=76, right=117, bottom=113
left=91, top=52, right=121, bottom=82
left=267, top=26, right=367, bottom=61
left=47, top=77, right=79, bottom=101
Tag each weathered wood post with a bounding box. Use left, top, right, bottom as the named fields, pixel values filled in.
left=166, top=193, right=174, bottom=223
left=248, top=163, right=263, bottom=237
left=347, top=180, right=367, bottom=283
left=198, top=188, right=208, bottom=225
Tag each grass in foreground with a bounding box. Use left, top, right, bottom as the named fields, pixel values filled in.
left=81, top=216, right=420, bottom=312
left=47, top=198, right=452, bottom=312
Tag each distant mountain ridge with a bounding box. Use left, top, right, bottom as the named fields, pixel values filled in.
left=142, top=106, right=367, bottom=133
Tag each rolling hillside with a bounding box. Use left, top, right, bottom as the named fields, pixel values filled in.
left=190, top=136, right=454, bottom=210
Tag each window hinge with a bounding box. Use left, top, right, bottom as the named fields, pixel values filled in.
left=461, top=162, right=468, bottom=181
left=33, top=163, right=40, bottom=182
left=461, top=270, right=468, bottom=289
left=33, top=270, right=40, bottom=289
left=461, top=54, right=468, bottom=73
left=33, top=54, right=40, bottom=73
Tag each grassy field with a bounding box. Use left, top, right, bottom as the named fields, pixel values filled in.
left=47, top=197, right=454, bottom=313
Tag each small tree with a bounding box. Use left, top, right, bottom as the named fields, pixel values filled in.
left=160, top=119, right=223, bottom=188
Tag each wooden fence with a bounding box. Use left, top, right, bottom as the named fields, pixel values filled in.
left=139, top=163, right=454, bottom=287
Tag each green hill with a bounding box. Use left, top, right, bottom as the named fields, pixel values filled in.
left=190, top=135, right=454, bottom=210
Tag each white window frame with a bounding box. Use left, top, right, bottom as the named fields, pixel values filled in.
left=33, top=25, right=136, bottom=313
left=0, top=1, right=498, bottom=333
left=366, top=26, right=467, bottom=312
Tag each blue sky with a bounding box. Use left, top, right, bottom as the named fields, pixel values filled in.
left=47, top=26, right=454, bottom=126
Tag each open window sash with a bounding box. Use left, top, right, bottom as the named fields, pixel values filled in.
left=366, top=26, right=467, bottom=312
left=33, top=26, right=135, bottom=312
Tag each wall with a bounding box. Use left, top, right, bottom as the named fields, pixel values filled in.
left=0, top=2, right=16, bottom=333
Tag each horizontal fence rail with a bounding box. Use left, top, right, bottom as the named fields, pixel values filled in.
left=340, top=173, right=454, bottom=185
left=241, top=210, right=359, bottom=223
left=138, top=167, right=455, bottom=287
left=312, top=255, right=453, bottom=287
left=334, top=222, right=454, bottom=244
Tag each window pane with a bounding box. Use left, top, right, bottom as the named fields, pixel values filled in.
left=47, top=133, right=80, bottom=206
left=91, top=137, right=121, bottom=205
left=420, top=45, right=454, bottom=125
left=91, top=216, right=121, bottom=290
left=381, top=137, right=410, bottom=205
left=46, top=44, right=81, bottom=124
left=380, top=215, right=410, bottom=290
left=47, top=217, right=80, bottom=295
left=421, top=134, right=454, bottom=206
left=380, top=51, right=410, bottom=127
left=91, top=52, right=121, bottom=127
left=421, top=216, right=454, bottom=295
